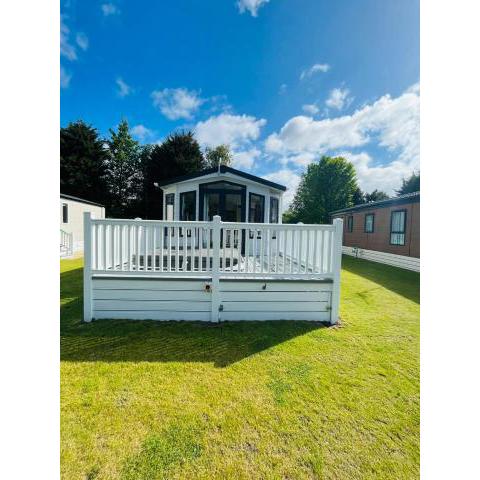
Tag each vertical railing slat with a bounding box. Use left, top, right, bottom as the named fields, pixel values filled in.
left=183, top=227, right=187, bottom=271
left=127, top=224, right=131, bottom=271
left=230, top=229, right=234, bottom=271
left=167, top=227, right=172, bottom=272
left=176, top=226, right=180, bottom=272
left=305, top=229, right=311, bottom=274
left=313, top=229, right=318, bottom=274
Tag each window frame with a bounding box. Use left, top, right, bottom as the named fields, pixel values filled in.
left=347, top=215, right=353, bottom=233
left=249, top=192, right=265, bottom=223
left=390, top=209, right=407, bottom=246
left=62, top=203, right=68, bottom=224
left=364, top=213, right=375, bottom=233
left=269, top=197, right=279, bottom=224
left=179, top=190, right=196, bottom=221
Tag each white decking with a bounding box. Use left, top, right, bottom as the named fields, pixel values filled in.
left=83, top=215, right=344, bottom=324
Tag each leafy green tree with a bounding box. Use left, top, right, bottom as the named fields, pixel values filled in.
left=282, top=209, right=299, bottom=224
left=290, top=156, right=359, bottom=224
left=143, top=131, right=206, bottom=218
left=137, top=144, right=155, bottom=218
left=352, top=187, right=365, bottom=205
left=204, top=144, right=233, bottom=168
left=105, top=119, right=142, bottom=217
left=365, top=189, right=390, bottom=203
left=60, top=120, right=108, bottom=205
left=396, top=171, right=420, bottom=195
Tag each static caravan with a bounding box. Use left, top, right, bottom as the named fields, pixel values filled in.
left=331, top=191, right=420, bottom=271
left=60, top=193, right=105, bottom=256
left=157, top=165, right=286, bottom=225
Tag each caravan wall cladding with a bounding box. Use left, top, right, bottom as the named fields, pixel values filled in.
left=83, top=214, right=343, bottom=324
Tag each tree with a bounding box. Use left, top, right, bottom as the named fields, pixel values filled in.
left=143, top=131, right=206, bottom=218
left=60, top=120, right=108, bottom=205
left=290, top=156, right=359, bottom=224
left=352, top=187, right=365, bottom=205
left=396, top=171, right=420, bottom=195
left=364, top=189, right=390, bottom=203
left=204, top=144, right=233, bottom=168
left=138, top=144, right=155, bottom=218
left=282, top=209, right=299, bottom=224
left=105, top=119, right=142, bottom=217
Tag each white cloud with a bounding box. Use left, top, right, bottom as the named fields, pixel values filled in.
left=325, top=87, right=352, bottom=110
left=232, top=148, right=261, bottom=170
left=302, top=104, right=319, bottom=115
left=131, top=125, right=154, bottom=142
left=151, top=88, right=204, bottom=120
left=60, top=66, right=72, bottom=89
left=300, top=63, right=330, bottom=80
left=265, top=114, right=366, bottom=153
left=116, top=78, right=132, bottom=97
left=194, top=113, right=266, bottom=149
left=337, top=151, right=415, bottom=195
left=406, top=82, right=420, bottom=94
left=75, top=32, right=89, bottom=51
left=101, top=3, right=119, bottom=16
left=61, top=17, right=87, bottom=62
left=266, top=85, right=419, bottom=156
left=264, top=169, right=301, bottom=211
left=237, top=0, right=270, bottom=17
left=289, top=152, right=316, bottom=166
left=279, top=83, right=287, bottom=95
left=265, top=84, right=419, bottom=194
left=60, top=17, right=77, bottom=61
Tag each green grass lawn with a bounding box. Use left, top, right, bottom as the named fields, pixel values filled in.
left=61, top=255, right=419, bottom=480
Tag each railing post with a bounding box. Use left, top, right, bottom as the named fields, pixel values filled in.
left=83, top=212, right=93, bottom=322
left=330, top=218, right=343, bottom=325
left=211, top=215, right=221, bottom=323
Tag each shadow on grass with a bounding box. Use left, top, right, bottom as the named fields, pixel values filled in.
left=61, top=267, right=326, bottom=367
left=341, top=254, right=420, bottom=304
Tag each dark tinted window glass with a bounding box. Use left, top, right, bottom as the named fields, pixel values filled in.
left=365, top=214, right=374, bottom=233
left=390, top=210, right=406, bottom=245
left=62, top=203, right=68, bottom=223
left=180, top=191, right=196, bottom=221
left=249, top=194, right=265, bottom=223
left=347, top=216, right=353, bottom=232
left=269, top=197, right=279, bottom=223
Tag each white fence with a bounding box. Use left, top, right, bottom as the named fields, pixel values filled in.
left=342, top=246, right=420, bottom=272
left=83, top=214, right=343, bottom=324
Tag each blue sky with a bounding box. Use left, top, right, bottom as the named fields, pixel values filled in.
left=61, top=0, right=419, bottom=206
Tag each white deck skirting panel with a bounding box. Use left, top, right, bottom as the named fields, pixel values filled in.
left=219, top=279, right=332, bottom=322
left=83, top=214, right=344, bottom=324
left=91, top=276, right=333, bottom=322
left=342, top=246, right=420, bottom=272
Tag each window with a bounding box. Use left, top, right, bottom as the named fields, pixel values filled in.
left=180, top=191, right=196, bottom=221
left=364, top=213, right=374, bottom=233
left=269, top=197, right=279, bottom=223
left=347, top=215, right=353, bottom=232
left=249, top=193, right=265, bottom=223
left=390, top=210, right=406, bottom=245
left=62, top=203, right=68, bottom=223
left=165, top=193, right=175, bottom=220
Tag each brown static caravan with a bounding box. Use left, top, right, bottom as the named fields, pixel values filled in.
left=331, top=192, right=420, bottom=271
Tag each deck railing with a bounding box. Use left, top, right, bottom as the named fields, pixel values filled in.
left=84, top=214, right=343, bottom=279
left=60, top=229, right=73, bottom=257
left=83, top=213, right=344, bottom=324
